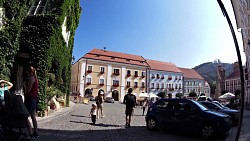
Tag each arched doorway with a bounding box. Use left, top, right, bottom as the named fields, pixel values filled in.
left=112, top=90, right=119, bottom=101
left=85, top=88, right=93, bottom=97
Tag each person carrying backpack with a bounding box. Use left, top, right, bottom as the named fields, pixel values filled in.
left=123, top=88, right=136, bottom=128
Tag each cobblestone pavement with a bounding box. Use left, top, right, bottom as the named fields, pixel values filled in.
left=36, top=102, right=227, bottom=141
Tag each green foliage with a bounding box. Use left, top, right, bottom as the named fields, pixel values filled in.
left=189, top=91, right=197, bottom=97
left=0, top=0, right=81, bottom=114
left=46, top=85, right=64, bottom=103
left=176, top=93, right=183, bottom=98
left=157, top=91, right=166, bottom=98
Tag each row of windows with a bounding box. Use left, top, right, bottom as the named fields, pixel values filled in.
left=184, top=88, right=201, bottom=93
left=87, top=66, right=145, bottom=76
left=185, top=81, right=201, bottom=86
left=86, top=78, right=145, bottom=87
left=150, top=83, right=182, bottom=89
left=151, top=74, right=182, bottom=80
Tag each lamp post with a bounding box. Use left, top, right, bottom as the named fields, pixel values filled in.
left=217, top=0, right=245, bottom=140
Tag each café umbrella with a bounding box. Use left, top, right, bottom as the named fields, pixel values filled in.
left=218, top=92, right=235, bottom=99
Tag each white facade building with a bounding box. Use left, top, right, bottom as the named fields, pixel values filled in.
left=146, top=59, right=183, bottom=98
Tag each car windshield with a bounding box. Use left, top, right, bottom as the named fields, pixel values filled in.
left=191, top=100, right=209, bottom=111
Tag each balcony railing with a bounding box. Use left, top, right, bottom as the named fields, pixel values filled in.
left=134, top=86, right=138, bottom=88
left=127, top=74, right=131, bottom=77
left=99, top=83, right=104, bottom=86
left=134, top=74, right=138, bottom=77
left=86, top=82, right=91, bottom=85
left=141, top=75, right=145, bottom=78
left=87, top=70, right=92, bottom=73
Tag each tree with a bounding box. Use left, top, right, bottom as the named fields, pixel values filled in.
left=176, top=93, right=183, bottom=98
left=157, top=92, right=166, bottom=98
left=189, top=91, right=197, bottom=97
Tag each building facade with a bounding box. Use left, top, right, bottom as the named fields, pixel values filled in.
left=146, top=59, right=183, bottom=98
left=179, top=68, right=206, bottom=97
left=71, top=49, right=148, bottom=102
left=231, top=0, right=250, bottom=104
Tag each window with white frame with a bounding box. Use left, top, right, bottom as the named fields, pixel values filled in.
left=88, top=66, right=92, bottom=71
left=99, top=78, right=104, bottom=84
left=126, top=81, right=131, bottom=86
left=113, top=68, right=120, bottom=74
left=134, top=71, right=138, bottom=76
left=127, top=70, right=131, bottom=75
left=141, top=82, right=145, bottom=87
left=161, top=83, right=164, bottom=89
left=142, top=71, right=145, bottom=77
left=151, top=83, right=154, bottom=88
left=87, top=78, right=91, bottom=83
left=100, top=66, right=105, bottom=73
left=113, top=80, right=119, bottom=85
left=134, top=82, right=138, bottom=87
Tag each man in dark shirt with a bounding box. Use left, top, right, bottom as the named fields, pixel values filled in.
left=123, top=88, right=136, bottom=127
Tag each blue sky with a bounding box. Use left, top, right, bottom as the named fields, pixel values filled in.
left=73, top=0, right=245, bottom=68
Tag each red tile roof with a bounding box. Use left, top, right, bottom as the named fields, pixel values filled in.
left=83, top=49, right=148, bottom=67
left=146, top=59, right=182, bottom=73
left=178, top=67, right=204, bottom=80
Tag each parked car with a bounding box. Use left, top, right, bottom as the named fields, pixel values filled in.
left=146, top=98, right=231, bottom=139
left=104, top=97, right=114, bottom=103
left=199, top=101, right=239, bottom=126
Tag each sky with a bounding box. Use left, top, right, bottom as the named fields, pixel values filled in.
left=73, top=0, right=245, bottom=68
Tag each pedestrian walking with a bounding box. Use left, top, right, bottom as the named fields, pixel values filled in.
left=123, top=88, right=136, bottom=128
left=89, top=103, right=97, bottom=125
left=142, top=99, right=148, bottom=115
left=96, top=90, right=104, bottom=118
left=24, top=66, right=39, bottom=138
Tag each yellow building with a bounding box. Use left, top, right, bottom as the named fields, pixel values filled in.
left=71, top=49, right=148, bottom=102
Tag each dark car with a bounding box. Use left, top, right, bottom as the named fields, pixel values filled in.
left=104, top=97, right=114, bottom=103
left=199, top=101, right=239, bottom=126
left=146, top=98, right=231, bottom=139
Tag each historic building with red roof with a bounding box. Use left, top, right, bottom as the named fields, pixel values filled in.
left=146, top=59, right=183, bottom=98
left=71, top=49, right=148, bottom=102
left=178, top=67, right=207, bottom=97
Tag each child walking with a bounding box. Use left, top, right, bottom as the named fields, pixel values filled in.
left=90, top=103, right=97, bottom=125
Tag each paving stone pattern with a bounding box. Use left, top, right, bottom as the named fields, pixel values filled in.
left=36, top=102, right=226, bottom=141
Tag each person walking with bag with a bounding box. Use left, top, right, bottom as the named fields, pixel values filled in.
left=96, top=90, right=104, bottom=118
left=123, top=88, right=136, bottom=128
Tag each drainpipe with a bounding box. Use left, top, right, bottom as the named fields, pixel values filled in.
left=217, top=1, right=245, bottom=140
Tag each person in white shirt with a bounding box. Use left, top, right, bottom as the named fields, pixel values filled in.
left=90, top=103, right=97, bottom=124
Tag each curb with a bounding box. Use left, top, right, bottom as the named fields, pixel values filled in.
left=37, top=101, right=77, bottom=124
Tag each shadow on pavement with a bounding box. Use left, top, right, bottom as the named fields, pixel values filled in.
left=35, top=126, right=227, bottom=141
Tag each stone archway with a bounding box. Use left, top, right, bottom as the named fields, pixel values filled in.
left=85, top=88, right=93, bottom=97
left=112, top=90, right=119, bottom=101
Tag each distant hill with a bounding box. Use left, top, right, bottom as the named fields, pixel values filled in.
left=193, top=61, right=233, bottom=82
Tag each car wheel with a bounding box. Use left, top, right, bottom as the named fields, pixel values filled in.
left=146, top=118, right=158, bottom=131
left=201, top=124, right=214, bottom=139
